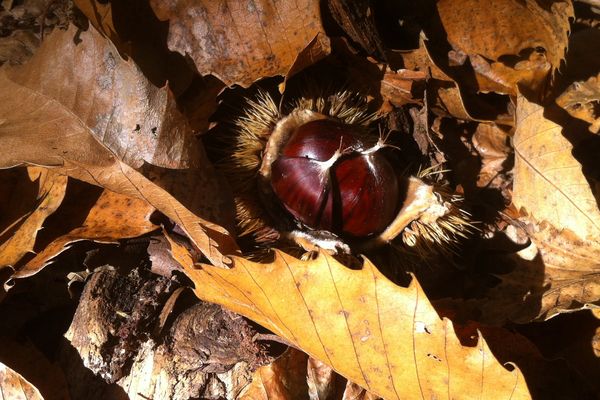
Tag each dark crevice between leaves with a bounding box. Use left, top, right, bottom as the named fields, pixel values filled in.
left=106, top=0, right=194, bottom=96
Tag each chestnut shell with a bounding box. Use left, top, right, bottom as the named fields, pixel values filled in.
left=270, top=119, right=400, bottom=237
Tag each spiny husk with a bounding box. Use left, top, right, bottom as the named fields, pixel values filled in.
left=221, top=89, right=474, bottom=259
left=227, top=93, right=280, bottom=240
left=223, top=90, right=374, bottom=244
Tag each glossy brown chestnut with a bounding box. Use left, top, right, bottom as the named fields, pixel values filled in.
left=270, top=119, right=400, bottom=237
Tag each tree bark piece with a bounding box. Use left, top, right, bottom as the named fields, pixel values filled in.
left=65, top=268, right=270, bottom=400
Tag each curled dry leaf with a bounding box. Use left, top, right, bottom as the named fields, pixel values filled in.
left=342, top=381, right=381, bottom=400
left=391, top=36, right=479, bottom=120
left=511, top=95, right=600, bottom=318
left=0, top=361, right=44, bottom=400
left=467, top=51, right=551, bottom=96
left=472, top=123, right=511, bottom=188
left=238, top=348, right=309, bottom=400
left=168, top=238, right=531, bottom=400
left=380, top=68, right=426, bottom=107
left=11, top=190, right=157, bottom=281
left=403, top=37, right=513, bottom=123
left=149, top=0, right=330, bottom=87
left=0, top=167, right=67, bottom=270
left=556, top=73, right=600, bottom=134
left=392, top=37, right=475, bottom=119
left=435, top=0, right=572, bottom=95
left=240, top=348, right=351, bottom=400
left=0, top=24, right=240, bottom=267
left=308, top=357, right=344, bottom=400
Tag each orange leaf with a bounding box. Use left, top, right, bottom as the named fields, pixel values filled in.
left=12, top=190, right=157, bottom=280
left=429, top=0, right=572, bottom=97
left=0, top=167, right=67, bottom=269
left=556, top=73, right=600, bottom=134
left=437, top=0, right=572, bottom=78
left=168, top=237, right=531, bottom=400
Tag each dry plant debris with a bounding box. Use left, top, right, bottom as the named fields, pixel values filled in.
left=0, top=0, right=599, bottom=399
left=0, top=361, right=44, bottom=400
left=170, top=241, right=530, bottom=399
left=149, top=0, right=331, bottom=87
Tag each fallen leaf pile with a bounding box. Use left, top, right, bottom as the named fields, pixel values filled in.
left=0, top=0, right=599, bottom=399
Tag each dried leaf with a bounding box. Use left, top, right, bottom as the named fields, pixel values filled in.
left=0, top=167, right=67, bottom=270
left=150, top=0, right=330, bottom=87
left=72, top=0, right=198, bottom=97
left=240, top=348, right=348, bottom=400
left=462, top=246, right=599, bottom=324
left=431, top=82, right=474, bottom=121
left=392, top=39, right=450, bottom=81
left=7, top=24, right=198, bottom=170
left=472, top=123, right=511, bottom=188
left=380, top=68, right=426, bottom=107
left=468, top=50, right=551, bottom=96
left=388, top=37, right=509, bottom=121
left=0, top=361, right=44, bottom=400
left=326, top=0, right=385, bottom=58
left=513, top=95, right=600, bottom=240
left=239, top=348, right=309, bottom=400
left=284, top=32, right=332, bottom=86
left=342, top=381, right=381, bottom=400
left=169, top=239, right=531, bottom=400
left=12, top=190, right=157, bottom=280
left=307, top=357, right=344, bottom=400
left=508, top=95, right=600, bottom=318
left=436, top=0, right=572, bottom=95
left=12, top=23, right=234, bottom=228
left=527, top=225, right=600, bottom=319
left=556, top=73, right=600, bottom=134
left=484, top=224, right=600, bottom=322
left=73, top=0, right=119, bottom=49
left=0, top=24, right=239, bottom=267
left=0, top=29, right=39, bottom=66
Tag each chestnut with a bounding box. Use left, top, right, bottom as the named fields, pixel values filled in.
left=223, top=90, right=473, bottom=255
left=269, top=119, right=400, bottom=238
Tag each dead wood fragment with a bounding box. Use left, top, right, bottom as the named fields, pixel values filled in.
left=65, top=268, right=271, bottom=399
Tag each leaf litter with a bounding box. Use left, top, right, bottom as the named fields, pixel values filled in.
left=0, top=0, right=599, bottom=399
